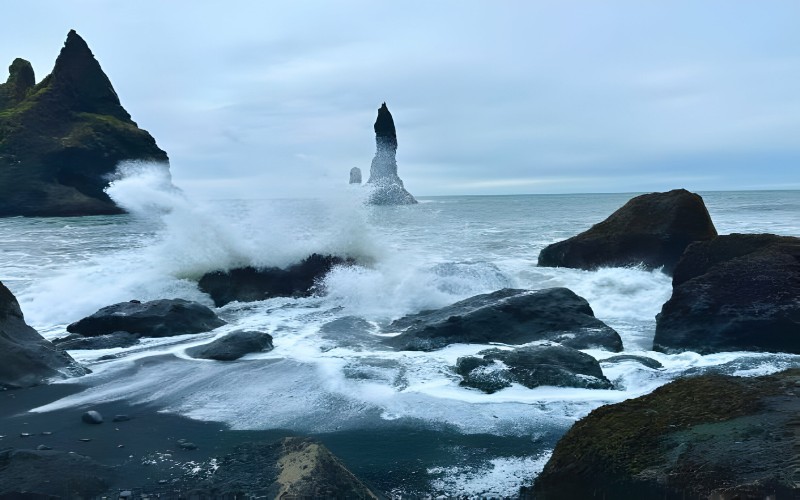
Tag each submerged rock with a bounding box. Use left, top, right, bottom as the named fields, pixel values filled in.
left=365, top=103, right=417, bottom=205
left=529, top=369, right=800, bottom=499
left=198, top=253, right=355, bottom=307
left=654, top=233, right=800, bottom=354
left=0, top=30, right=169, bottom=217
left=0, top=281, right=87, bottom=389
left=53, top=331, right=140, bottom=350
left=0, top=448, right=115, bottom=497
left=67, top=299, right=225, bottom=338
left=538, top=189, right=717, bottom=274
left=599, top=354, right=663, bottom=370
left=349, top=167, right=362, bottom=184
left=81, top=410, right=103, bottom=424
left=186, top=330, right=274, bottom=361
left=456, top=345, right=612, bottom=393
left=180, top=437, right=378, bottom=498
left=385, top=288, right=622, bottom=352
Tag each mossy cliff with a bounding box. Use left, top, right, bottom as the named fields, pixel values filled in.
left=0, top=30, right=168, bottom=217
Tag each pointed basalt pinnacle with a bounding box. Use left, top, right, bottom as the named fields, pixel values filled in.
left=374, top=102, right=397, bottom=149
left=0, top=58, right=35, bottom=108
left=49, top=29, right=131, bottom=121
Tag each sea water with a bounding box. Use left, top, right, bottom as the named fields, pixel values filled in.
left=1, top=167, right=799, bottom=496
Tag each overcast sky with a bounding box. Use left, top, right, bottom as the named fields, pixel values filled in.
left=3, top=1, right=800, bottom=198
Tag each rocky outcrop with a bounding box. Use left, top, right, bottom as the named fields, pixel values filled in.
left=0, top=30, right=169, bottom=217
left=0, top=281, right=87, bottom=389
left=365, top=103, right=417, bottom=205
left=67, top=299, right=225, bottom=338
left=385, top=288, right=622, bottom=352
left=186, top=330, right=274, bottom=361
left=349, top=167, right=362, bottom=184
left=0, top=448, right=115, bottom=497
left=456, top=345, right=612, bottom=393
left=198, top=253, right=355, bottom=307
left=600, top=354, right=663, bottom=370
left=529, top=369, right=800, bottom=499
left=538, top=189, right=717, bottom=274
left=654, top=233, right=800, bottom=354
left=182, top=437, right=378, bottom=498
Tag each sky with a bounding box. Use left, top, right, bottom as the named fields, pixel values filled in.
left=2, top=1, right=800, bottom=199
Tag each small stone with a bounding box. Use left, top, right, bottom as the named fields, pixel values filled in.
left=158, top=479, right=169, bottom=485
left=79, top=438, right=92, bottom=442
left=81, top=410, right=103, bottom=424
left=36, top=444, right=52, bottom=450
left=119, top=491, right=133, bottom=499
left=118, top=444, right=125, bottom=448
left=112, top=414, right=131, bottom=422
left=19, top=432, right=31, bottom=437
left=41, top=431, right=52, bottom=436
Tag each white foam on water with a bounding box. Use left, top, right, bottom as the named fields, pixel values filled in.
left=428, top=453, right=551, bottom=497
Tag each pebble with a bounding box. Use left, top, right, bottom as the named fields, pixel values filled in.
left=79, top=438, right=92, bottom=442
left=41, top=431, right=53, bottom=436
left=118, top=444, right=125, bottom=448
left=19, top=432, right=31, bottom=437
left=36, top=445, right=52, bottom=451
left=81, top=410, right=104, bottom=424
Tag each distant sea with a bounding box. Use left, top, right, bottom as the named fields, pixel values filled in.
left=2, top=180, right=799, bottom=496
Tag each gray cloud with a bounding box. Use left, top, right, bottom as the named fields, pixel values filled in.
left=2, top=1, right=799, bottom=198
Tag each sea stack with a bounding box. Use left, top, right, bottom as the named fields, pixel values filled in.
left=365, top=102, right=417, bottom=205
left=0, top=30, right=169, bottom=217
left=349, top=167, right=362, bottom=184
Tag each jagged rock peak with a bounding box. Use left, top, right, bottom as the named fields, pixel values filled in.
left=374, top=102, right=397, bottom=148
left=7, top=58, right=34, bottom=91
left=50, top=29, right=130, bottom=121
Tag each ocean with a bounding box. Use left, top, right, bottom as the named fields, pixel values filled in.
left=2, top=168, right=799, bottom=496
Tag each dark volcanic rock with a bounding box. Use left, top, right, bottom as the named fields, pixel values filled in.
left=538, top=189, right=717, bottom=274
left=529, top=369, right=800, bottom=500
left=0, top=30, right=169, bottom=217
left=181, top=437, right=378, bottom=498
left=0, top=448, right=115, bottom=497
left=186, top=330, right=274, bottom=361
left=0, top=281, right=87, bottom=389
left=654, top=233, right=800, bottom=354
left=198, top=253, right=355, bottom=307
left=67, top=299, right=225, bottom=338
left=600, top=354, right=663, bottom=369
left=385, top=288, right=622, bottom=352
left=456, top=345, right=612, bottom=393
left=53, top=330, right=140, bottom=350
left=81, top=410, right=103, bottom=424
left=365, top=102, right=417, bottom=205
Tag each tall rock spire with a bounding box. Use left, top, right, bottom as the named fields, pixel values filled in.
left=365, top=102, right=417, bottom=205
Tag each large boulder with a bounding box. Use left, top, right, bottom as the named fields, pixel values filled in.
left=186, top=330, right=274, bottom=361
left=0, top=30, right=169, bottom=217
left=654, top=233, right=800, bottom=354
left=528, top=369, right=800, bottom=499
left=198, top=253, right=354, bottom=307
left=538, top=189, right=717, bottom=274
left=67, top=299, right=225, bottom=338
left=53, top=331, right=141, bottom=350
left=456, top=345, right=612, bottom=393
left=0, top=281, right=87, bottom=389
left=0, top=448, right=115, bottom=497
left=364, top=102, right=417, bottom=205
left=385, top=288, right=622, bottom=352
left=181, top=437, right=378, bottom=498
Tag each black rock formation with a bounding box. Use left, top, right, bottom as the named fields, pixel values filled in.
left=67, top=299, right=225, bottom=338
left=186, top=330, right=274, bottom=361
left=53, top=331, right=141, bottom=350
left=456, top=345, right=612, bottom=393
left=599, top=354, right=663, bottom=370
left=0, top=30, right=169, bottom=217
left=654, top=233, right=800, bottom=354
left=384, top=288, right=622, bottom=352
left=349, top=167, right=362, bottom=184
left=365, top=103, right=417, bottom=205
left=0, top=280, right=87, bottom=389
left=198, top=253, right=355, bottom=307
left=538, top=189, right=717, bottom=274
left=178, top=437, right=378, bottom=498
left=529, top=369, right=800, bottom=499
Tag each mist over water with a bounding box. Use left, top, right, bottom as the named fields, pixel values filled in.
left=2, top=171, right=800, bottom=495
